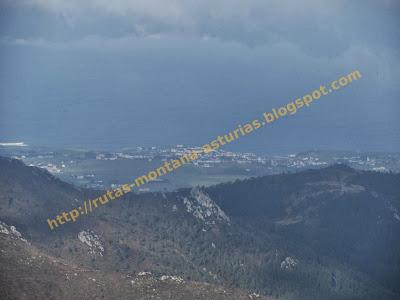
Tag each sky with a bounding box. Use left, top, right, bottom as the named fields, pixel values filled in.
left=0, top=0, right=399, bottom=154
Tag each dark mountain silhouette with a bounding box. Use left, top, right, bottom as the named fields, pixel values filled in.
left=1, top=157, right=399, bottom=299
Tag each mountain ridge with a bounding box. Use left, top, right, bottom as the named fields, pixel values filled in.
left=1, top=156, right=399, bottom=299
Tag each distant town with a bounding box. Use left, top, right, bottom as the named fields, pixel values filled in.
left=1, top=143, right=399, bottom=192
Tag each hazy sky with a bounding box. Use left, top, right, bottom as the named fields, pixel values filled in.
left=0, top=0, right=399, bottom=153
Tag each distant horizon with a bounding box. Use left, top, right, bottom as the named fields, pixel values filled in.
left=1, top=0, right=399, bottom=158
left=1, top=140, right=399, bottom=156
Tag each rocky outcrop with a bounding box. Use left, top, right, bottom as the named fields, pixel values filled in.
left=182, top=187, right=230, bottom=225
left=0, top=221, right=28, bottom=243
left=280, top=257, right=298, bottom=271
left=78, top=230, right=104, bottom=256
